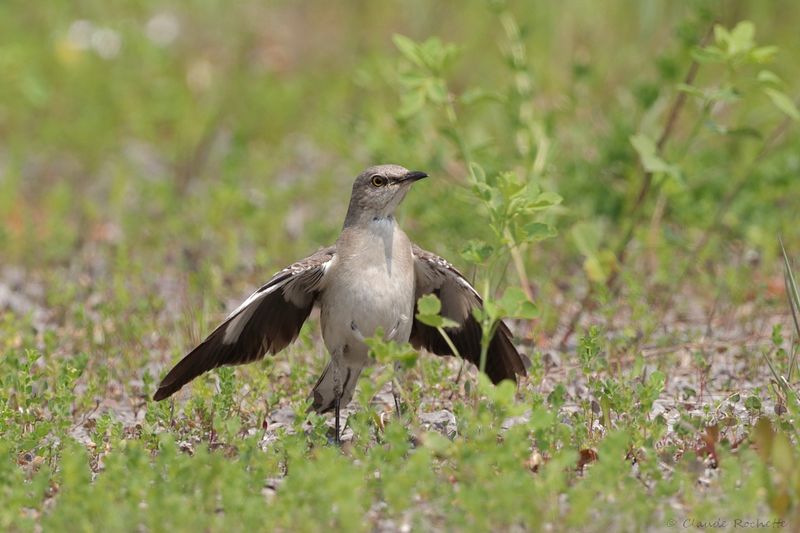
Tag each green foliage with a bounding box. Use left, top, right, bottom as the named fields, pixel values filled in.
left=577, top=325, right=606, bottom=375
left=630, top=133, right=682, bottom=181
left=1, top=2, right=800, bottom=530
left=415, top=294, right=459, bottom=330
left=392, top=27, right=561, bottom=306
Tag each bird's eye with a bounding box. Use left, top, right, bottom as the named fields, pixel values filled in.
left=370, top=175, right=387, bottom=187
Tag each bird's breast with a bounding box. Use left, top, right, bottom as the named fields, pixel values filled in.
left=320, top=223, right=415, bottom=359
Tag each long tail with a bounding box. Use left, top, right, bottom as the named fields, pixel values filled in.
left=308, top=362, right=363, bottom=414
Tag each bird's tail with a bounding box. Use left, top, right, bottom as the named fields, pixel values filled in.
left=308, top=361, right=363, bottom=414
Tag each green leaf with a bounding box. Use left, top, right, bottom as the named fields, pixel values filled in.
left=417, top=293, right=441, bottom=316
left=497, top=287, right=538, bottom=319
left=393, top=34, right=424, bottom=68
left=417, top=38, right=458, bottom=72
left=690, top=45, right=725, bottom=64
left=744, top=395, right=762, bottom=411
left=469, top=161, right=487, bottom=184
left=397, top=71, right=427, bottom=89
left=676, top=83, right=705, bottom=98
left=706, top=85, right=741, bottom=103
left=470, top=181, right=492, bottom=202
left=764, top=88, right=800, bottom=121
left=522, top=222, right=557, bottom=242
left=630, top=133, right=680, bottom=177
left=548, top=383, right=567, bottom=409
left=581, top=250, right=617, bottom=284
left=757, top=70, right=783, bottom=86
left=709, top=22, right=776, bottom=65
left=420, top=431, right=452, bottom=454
left=750, top=45, right=778, bottom=63
left=727, top=21, right=755, bottom=55
left=460, top=87, right=505, bottom=105
left=398, top=89, right=426, bottom=119
left=478, top=375, right=518, bottom=412
left=495, top=171, right=525, bottom=197
left=416, top=294, right=459, bottom=328
left=571, top=221, right=603, bottom=256
left=426, top=78, right=448, bottom=104
left=363, top=331, right=419, bottom=368
left=460, top=239, right=494, bottom=264
left=630, top=134, right=664, bottom=172
left=583, top=256, right=606, bottom=284
left=713, top=24, right=731, bottom=47
left=647, top=370, right=666, bottom=392
left=528, top=191, right=563, bottom=210
left=393, top=345, right=420, bottom=370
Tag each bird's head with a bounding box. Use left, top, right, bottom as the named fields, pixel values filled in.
left=343, top=164, right=428, bottom=227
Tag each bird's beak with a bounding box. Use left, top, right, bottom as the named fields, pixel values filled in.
left=400, top=170, right=428, bottom=183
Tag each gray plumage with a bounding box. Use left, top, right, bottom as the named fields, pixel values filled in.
left=153, top=164, right=528, bottom=427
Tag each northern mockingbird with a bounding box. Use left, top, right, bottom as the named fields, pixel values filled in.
left=154, top=164, right=528, bottom=441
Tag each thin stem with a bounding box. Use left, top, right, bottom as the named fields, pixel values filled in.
left=557, top=23, right=715, bottom=348
left=435, top=325, right=462, bottom=362
left=683, top=114, right=792, bottom=260
left=443, top=96, right=477, bottom=183
left=478, top=278, right=496, bottom=376
left=504, top=230, right=535, bottom=301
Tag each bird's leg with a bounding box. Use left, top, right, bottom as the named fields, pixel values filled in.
left=334, top=396, right=341, bottom=445
left=387, top=318, right=406, bottom=419
left=448, top=358, right=467, bottom=400
left=332, top=348, right=343, bottom=445
left=391, top=361, right=403, bottom=418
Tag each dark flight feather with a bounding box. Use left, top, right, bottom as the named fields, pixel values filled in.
left=153, top=247, right=335, bottom=401
left=409, top=245, right=529, bottom=383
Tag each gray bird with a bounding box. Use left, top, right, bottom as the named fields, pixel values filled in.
left=153, top=164, right=528, bottom=441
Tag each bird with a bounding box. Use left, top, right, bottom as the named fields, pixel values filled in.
left=153, top=164, right=528, bottom=442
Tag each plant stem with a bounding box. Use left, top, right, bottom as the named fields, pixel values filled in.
left=557, top=23, right=714, bottom=348
left=435, top=325, right=462, bottom=362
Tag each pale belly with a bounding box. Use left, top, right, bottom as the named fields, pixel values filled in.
left=320, top=265, right=414, bottom=365
left=319, top=223, right=416, bottom=366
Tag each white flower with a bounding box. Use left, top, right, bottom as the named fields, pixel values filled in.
left=145, top=13, right=180, bottom=47
left=67, top=20, right=94, bottom=50
left=91, top=27, right=122, bottom=59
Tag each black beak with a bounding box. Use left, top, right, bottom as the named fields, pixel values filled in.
left=401, top=170, right=428, bottom=183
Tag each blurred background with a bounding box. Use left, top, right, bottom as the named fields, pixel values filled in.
left=4, top=3, right=800, bottom=527
left=1, top=0, right=799, bottom=349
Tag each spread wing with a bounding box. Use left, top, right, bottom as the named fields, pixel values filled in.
left=153, top=246, right=336, bottom=401
left=410, top=245, right=529, bottom=384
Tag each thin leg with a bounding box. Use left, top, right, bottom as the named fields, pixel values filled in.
left=331, top=348, right=343, bottom=445
left=448, top=358, right=466, bottom=400
left=391, top=361, right=403, bottom=418
left=334, top=395, right=341, bottom=445
left=392, top=381, right=402, bottom=417
left=387, top=319, right=405, bottom=418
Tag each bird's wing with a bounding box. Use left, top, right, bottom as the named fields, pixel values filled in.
left=153, top=246, right=336, bottom=401
left=410, top=245, right=529, bottom=384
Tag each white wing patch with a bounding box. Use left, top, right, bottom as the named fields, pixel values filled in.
left=222, top=256, right=334, bottom=346
left=223, top=285, right=280, bottom=344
